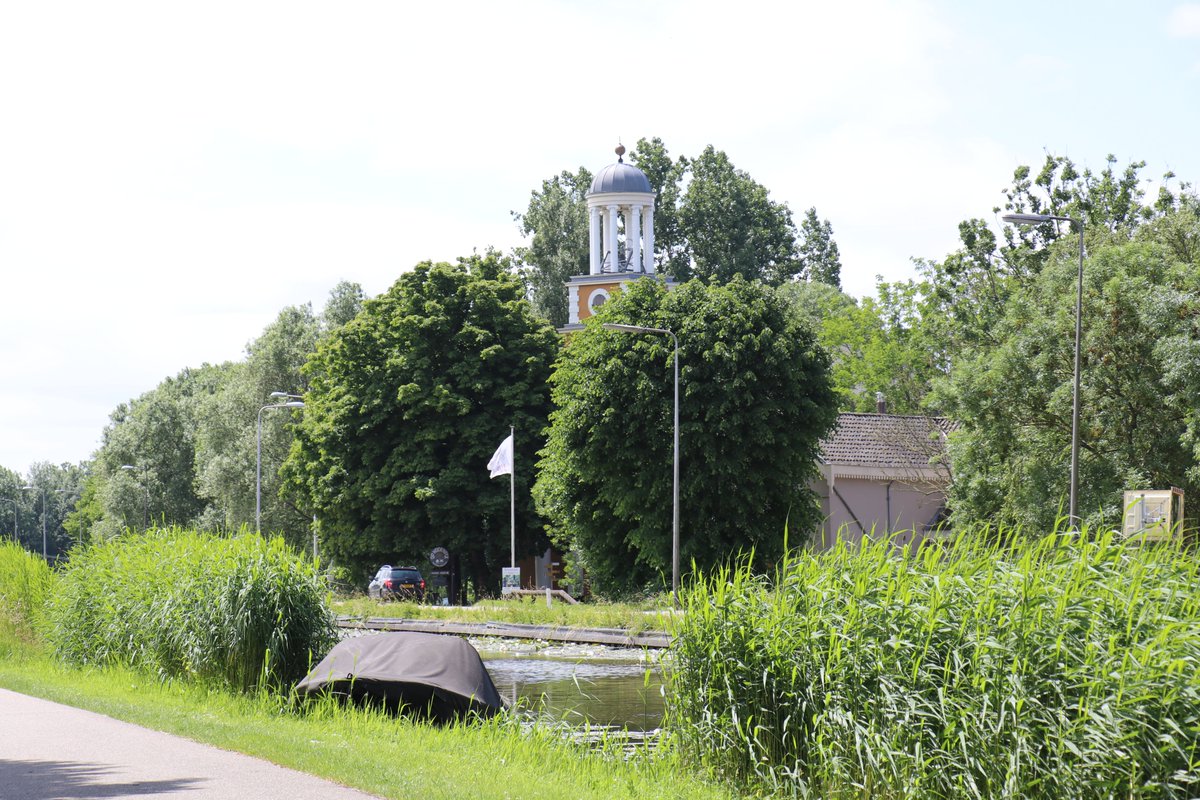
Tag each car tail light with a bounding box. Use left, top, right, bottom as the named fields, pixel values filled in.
left=420, top=580, right=426, bottom=590
left=383, top=579, right=393, bottom=589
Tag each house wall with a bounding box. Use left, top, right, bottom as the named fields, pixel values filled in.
left=813, top=475, right=945, bottom=550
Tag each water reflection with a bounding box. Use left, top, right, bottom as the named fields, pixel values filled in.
left=479, top=651, right=665, bottom=732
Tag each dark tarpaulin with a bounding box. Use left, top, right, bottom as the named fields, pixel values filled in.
left=296, top=631, right=504, bottom=723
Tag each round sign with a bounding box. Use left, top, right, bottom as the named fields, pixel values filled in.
left=429, top=546, right=450, bottom=568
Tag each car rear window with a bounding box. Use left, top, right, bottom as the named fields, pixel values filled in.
left=390, top=569, right=421, bottom=582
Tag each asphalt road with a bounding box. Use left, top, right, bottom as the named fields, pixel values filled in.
left=0, top=688, right=383, bottom=799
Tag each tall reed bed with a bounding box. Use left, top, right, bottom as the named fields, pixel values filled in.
left=667, top=530, right=1200, bottom=799
left=0, top=539, right=53, bottom=651
left=46, top=527, right=335, bottom=692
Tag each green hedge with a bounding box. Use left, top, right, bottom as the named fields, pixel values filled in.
left=47, top=527, right=336, bottom=692
left=667, top=531, right=1200, bottom=799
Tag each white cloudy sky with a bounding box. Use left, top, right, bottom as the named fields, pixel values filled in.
left=2, top=0, right=1199, bottom=473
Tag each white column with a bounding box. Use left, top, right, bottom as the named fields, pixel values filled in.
left=567, top=282, right=580, bottom=324
left=589, top=205, right=601, bottom=275
left=606, top=205, right=619, bottom=273
left=643, top=205, right=656, bottom=273
left=628, top=204, right=642, bottom=273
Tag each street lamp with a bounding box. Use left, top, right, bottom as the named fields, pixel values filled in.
left=21, top=485, right=46, bottom=559
left=257, top=395, right=305, bottom=534
left=602, top=323, right=681, bottom=604
left=1002, top=212, right=1085, bottom=528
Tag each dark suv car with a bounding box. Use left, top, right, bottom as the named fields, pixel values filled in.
left=368, top=565, right=426, bottom=602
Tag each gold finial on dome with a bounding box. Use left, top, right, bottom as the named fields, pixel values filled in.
left=615, top=142, right=625, bottom=163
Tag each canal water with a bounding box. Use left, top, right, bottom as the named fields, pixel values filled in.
left=474, top=641, right=666, bottom=732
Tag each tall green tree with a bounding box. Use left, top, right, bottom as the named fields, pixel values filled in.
left=193, top=281, right=364, bottom=545
left=283, top=253, right=559, bottom=592
left=671, top=145, right=802, bottom=284
left=515, top=138, right=816, bottom=301
left=924, top=156, right=1200, bottom=531
left=512, top=168, right=592, bottom=327
left=798, top=206, right=843, bottom=288
left=534, top=277, right=837, bottom=596
left=92, top=364, right=229, bottom=537
left=782, top=278, right=941, bottom=414
left=919, top=154, right=1159, bottom=354
left=931, top=233, right=1200, bottom=531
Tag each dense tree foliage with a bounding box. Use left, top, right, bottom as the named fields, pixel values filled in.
left=193, top=283, right=362, bottom=547
left=1, top=461, right=87, bottom=559
left=782, top=279, right=941, bottom=414
left=798, top=206, right=843, bottom=288
left=926, top=156, right=1200, bottom=531
left=515, top=138, right=839, bottom=307
left=70, top=282, right=363, bottom=546
left=512, top=168, right=592, bottom=328
left=534, top=277, right=837, bottom=595
left=283, top=254, right=558, bottom=591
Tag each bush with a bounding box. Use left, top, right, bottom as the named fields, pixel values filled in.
left=667, top=529, right=1200, bottom=799
left=46, top=527, right=336, bottom=692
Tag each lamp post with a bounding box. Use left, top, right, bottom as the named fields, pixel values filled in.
left=601, top=323, right=681, bottom=604
left=21, top=485, right=46, bottom=558
left=1002, top=212, right=1085, bottom=528
left=258, top=394, right=305, bottom=534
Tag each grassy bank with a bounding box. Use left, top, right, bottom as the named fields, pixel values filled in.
left=0, top=534, right=733, bottom=799
left=332, top=595, right=673, bottom=633
left=0, top=646, right=733, bottom=800
left=668, top=530, right=1200, bottom=799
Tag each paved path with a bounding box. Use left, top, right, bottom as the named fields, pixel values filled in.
left=0, top=688, right=383, bottom=799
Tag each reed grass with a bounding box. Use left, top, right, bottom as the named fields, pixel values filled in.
left=45, top=526, right=336, bottom=692
left=0, top=539, right=53, bottom=657
left=666, top=527, right=1200, bottom=799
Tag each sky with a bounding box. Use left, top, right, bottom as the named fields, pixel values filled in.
left=2, top=0, right=1199, bottom=474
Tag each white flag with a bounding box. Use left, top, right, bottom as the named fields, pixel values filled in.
left=487, top=433, right=513, bottom=478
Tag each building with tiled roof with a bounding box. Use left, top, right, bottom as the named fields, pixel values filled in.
left=812, top=398, right=957, bottom=549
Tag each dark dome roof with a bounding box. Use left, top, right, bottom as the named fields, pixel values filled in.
left=589, top=161, right=653, bottom=195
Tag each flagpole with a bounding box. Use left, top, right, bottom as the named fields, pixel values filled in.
left=509, top=425, right=516, bottom=569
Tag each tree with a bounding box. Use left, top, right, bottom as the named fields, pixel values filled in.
left=628, top=137, right=689, bottom=276
left=919, top=154, right=1161, bottom=354
left=515, top=139, right=816, bottom=301
left=283, top=253, right=559, bottom=592
left=92, top=364, right=229, bottom=536
left=929, top=189, right=1200, bottom=531
left=798, top=207, right=842, bottom=287
left=512, top=168, right=592, bottom=327
left=782, top=278, right=941, bottom=414
left=673, top=145, right=801, bottom=284
left=534, top=277, right=837, bottom=596
left=193, top=282, right=364, bottom=545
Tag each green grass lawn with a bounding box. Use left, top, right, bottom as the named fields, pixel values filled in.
left=332, top=595, right=677, bottom=635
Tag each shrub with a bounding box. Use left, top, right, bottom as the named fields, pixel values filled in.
left=46, top=527, right=335, bottom=692
left=667, top=529, right=1200, bottom=799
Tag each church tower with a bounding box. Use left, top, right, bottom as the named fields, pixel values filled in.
left=562, top=144, right=670, bottom=330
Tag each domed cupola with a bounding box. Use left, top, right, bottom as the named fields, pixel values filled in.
left=562, top=144, right=670, bottom=331
left=589, top=158, right=653, bottom=194
left=585, top=143, right=656, bottom=276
